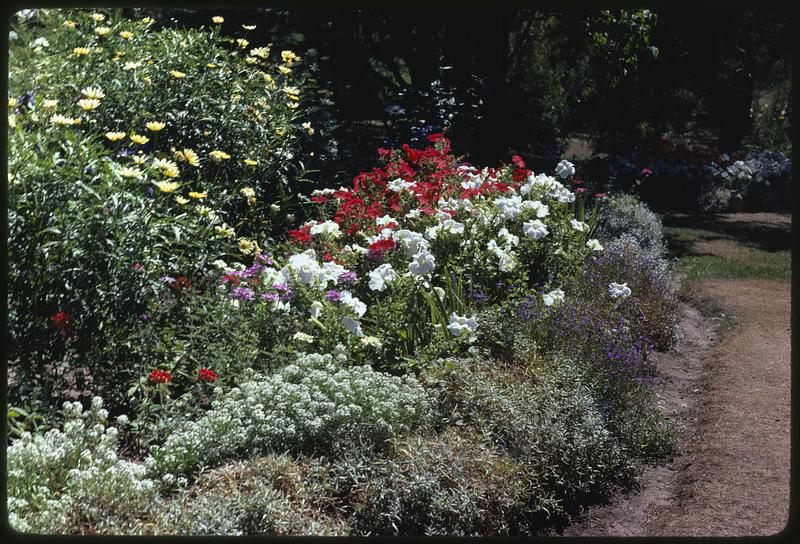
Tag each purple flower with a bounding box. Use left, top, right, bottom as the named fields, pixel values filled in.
left=145, top=187, right=154, bottom=197
left=159, top=276, right=175, bottom=284
left=325, top=289, right=342, bottom=303
left=230, top=287, right=255, bottom=301
left=280, top=289, right=294, bottom=301
left=261, top=292, right=279, bottom=302
left=256, top=253, right=273, bottom=266
left=241, top=263, right=264, bottom=278
left=338, top=271, right=357, bottom=286
left=272, top=283, right=289, bottom=292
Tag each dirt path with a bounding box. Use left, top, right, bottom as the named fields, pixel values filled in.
left=562, top=213, right=791, bottom=537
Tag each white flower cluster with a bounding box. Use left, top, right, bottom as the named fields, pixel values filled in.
left=7, top=397, right=156, bottom=533
left=147, top=352, right=433, bottom=481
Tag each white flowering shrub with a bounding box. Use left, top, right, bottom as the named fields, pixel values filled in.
left=7, top=398, right=157, bottom=534
left=147, top=351, right=433, bottom=480
left=218, top=138, right=600, bottom=369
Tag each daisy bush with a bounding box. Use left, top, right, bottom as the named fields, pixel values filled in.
left=8, top=8, right=322, bottom=417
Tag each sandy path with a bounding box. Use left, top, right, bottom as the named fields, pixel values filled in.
left=648, top=278, right=790, bottom=536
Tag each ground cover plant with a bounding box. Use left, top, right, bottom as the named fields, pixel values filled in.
left=8, top=8, right=683, bottom=536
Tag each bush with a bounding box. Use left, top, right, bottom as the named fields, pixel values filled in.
left=146, top=351, right=433, bottom=480
left=149, top=455, right=347, bottom=535
left=8, top=7, right=321, bottom=418
left=593, top=193, right=665, bottom=261
left=432, top=358, right=636, bottom=519
left=331, top=429, right=540, bottom=536
left=7, top=398, right=157, bottom=534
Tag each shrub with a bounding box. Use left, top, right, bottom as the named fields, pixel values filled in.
left=432, top=358, right=636, bottom=519
left=146, top=351, right=433, bottom=480
left=331, top=429, right=540, bottom=536
left=7, top=398, right=157, bottom=534
left=592, top=193, right=665, bottom=261
left=8, top=7, right=321, bottom=417
left=149, top=455, right=347, bottom=535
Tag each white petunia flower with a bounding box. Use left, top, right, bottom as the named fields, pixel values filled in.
left=521, top=199, right=549, bottom=218
left=408, top=250, right=436, bottom=276
left=586, top=239, right=604, bottom=251
left=309, top=220, right=341, bottom=239
left=341, top=315, right=364, bottom=337
left=387, top=177, right=416, bottom=192
left=339, top=291, right=367, bottom=317
left=368, top=263, right=398, bottom=292
left=542, top=288, right=565, bottom=307
left=570, top=219, right=589, bottom=232
left=309, top=301, right=324, bottom=318
left=609, top=282, right=632, bottom=299
left=393, top=229, right=429, bottom=256
left=555, top=159, right=575, bottom=179
left=447, top=313, right=478, bottom=337
left=523, top=219, right=549, bottom=240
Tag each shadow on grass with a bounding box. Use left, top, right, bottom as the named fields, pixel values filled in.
left=660, top=211, right=792, bottom=256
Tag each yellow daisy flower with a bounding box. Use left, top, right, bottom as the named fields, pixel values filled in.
left=249, top=47, right=270, bottom=59
left=117, top=166, right=143, bottom=179
left=73, top=47, right=91, bottom=57
left=64, top=20, right=77, bottom=29
left=142, top=17, right=155, bottom=24
left=238, top=238, right=256, bottom=254
left=155, top=181, right=180, bottom=193
left=129, top=133, right=150, bottom=145
left=243, top=159, right=258, bottom=166
left=123, top=61, right=142, bottom=70
left=188, top=191, right=207, bottom=199
left=281, top=50, right=299, bottom=65
left=91, top=13, right=106, bottom=22
left=170, top=70, right=186, bottom=79
left=95, top=26, right=111, bottom=37
left=153, top=158, right=180, bottom=177
left=77, top=98, right=101, bottom=111
left=302, top=122, right=314, bottom=135
left=119, top=30, right=134, bottom=39
left=131, top=154, right=147, bottom=165
left=146, top=121, right=166, bottom=132
left=8, top=97, right=16, bottom=108
left=240, top=187, right=256, bottom=198
left=175, top=196, right=189, bottom=205
left=206, top=63, right=217, bottom=69
left=143, top=76, right=152, bottom=85
left=242, top=25, right=257, bottom=30
left=183, top=148, right=200, bottom=166
left=212, top=16, right=224, bottom=24
left=278, top=65, right=292, bottom=75
left=50, top=114, right=78, bottom=126
left=209, top=150, right=231, bottom=162
left=81, top=86, right=105, bottom=99
left=42, top=99, right=59, bottom=109
left=105, top=131, right=126, bottom=141
left=215, top=223, right=236, bottom=237
left=236, top=38, right=249, bottom=49
left=245, top=57, right=257, bottom=65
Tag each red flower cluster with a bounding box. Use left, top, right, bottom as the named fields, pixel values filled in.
left=50, top=311, right=69, bottom=329
left=148, top=369, right=172, bottom=384
left=298, top=136, right=532, bottom=247
left=197, top=368, right=218, bottom=383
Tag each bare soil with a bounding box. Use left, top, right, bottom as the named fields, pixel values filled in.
left=561, top=212, right=791, bottom=537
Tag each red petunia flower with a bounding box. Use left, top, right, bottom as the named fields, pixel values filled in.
left=50, top=311, right=69, bottom=329
left=311, top=195, right=329, bottom=204
left=368, top=238, right=396, bottom=253
left=594, top=193, right=608, bottom=199
left=197, top=368, right=218, bottom=383
left=148, top=370, right=172, bottom=384
left=174, top=275, right=192, bottom=291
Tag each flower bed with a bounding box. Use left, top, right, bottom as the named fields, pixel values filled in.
left=8, top=8, right=682, bottom=537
